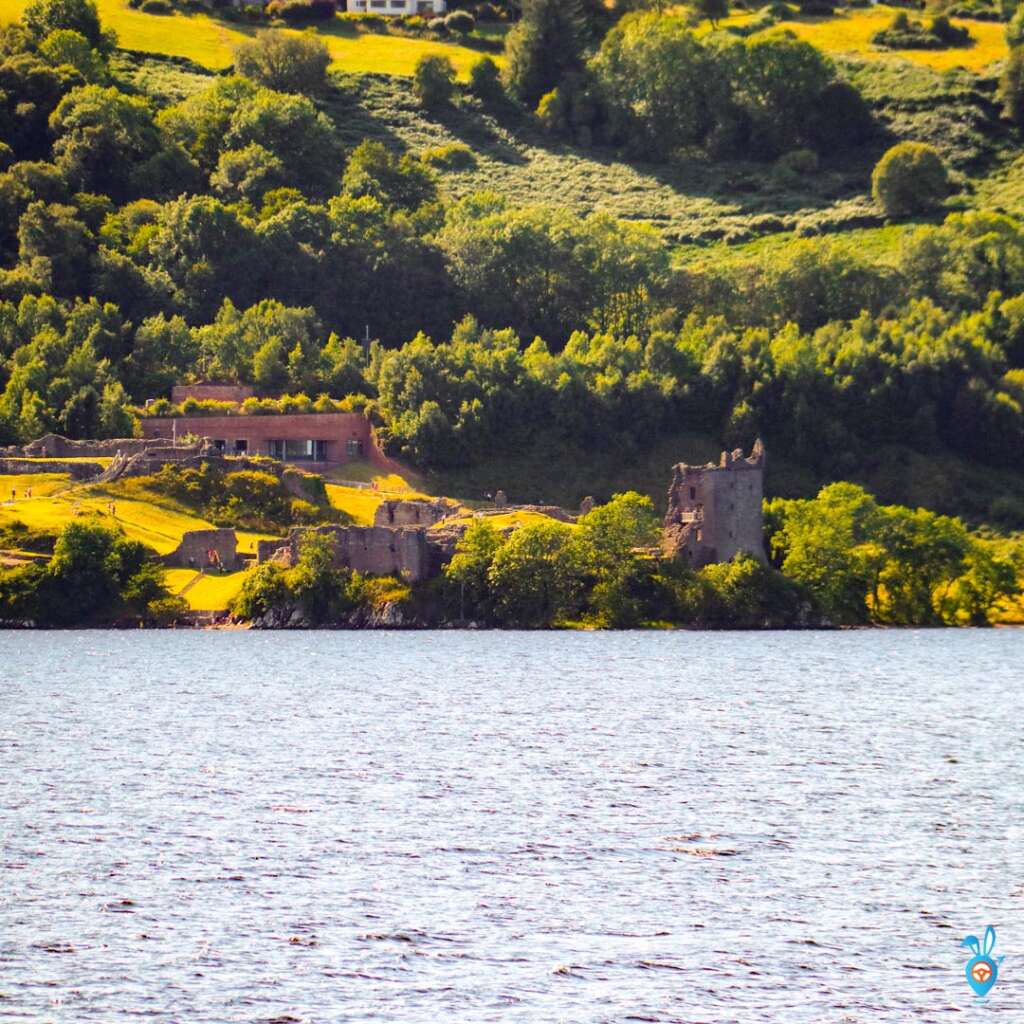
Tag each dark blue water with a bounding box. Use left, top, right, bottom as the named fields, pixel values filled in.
left=1, top=630, right=1022, bottom=1022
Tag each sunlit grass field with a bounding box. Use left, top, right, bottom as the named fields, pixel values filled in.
left=324, top=460, right=433, bottom=523
left=708, top=5, right=1007, bottom=72
left=0, top=473, right=275, bottom=554
left=325, top=483, right=382, bottom=525
left=0, top=473, right=74, bottom=500
left=482, top=510, right=579, bottom=530
left=1, top=0, right=491, bottom=76
left=0, top=489, right=208, bottom=552
left=782, top=7, right=1006, bottom=72
left=165, top=566, right=250, bottom=610
left=674, top=221, right=920, bottom=269
left=323, top=460, right=421, bottom=491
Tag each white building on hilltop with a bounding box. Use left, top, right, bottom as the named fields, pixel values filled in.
left=346, top=0, right=446, bottom=14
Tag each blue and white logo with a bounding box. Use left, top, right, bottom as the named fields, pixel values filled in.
left=961, top=925, right=1003, bottom=998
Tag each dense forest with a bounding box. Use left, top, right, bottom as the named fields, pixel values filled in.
left=2, top=0, right=1024, bottom=515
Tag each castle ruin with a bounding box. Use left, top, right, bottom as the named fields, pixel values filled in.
left=662, top=440, right=766, bottom=567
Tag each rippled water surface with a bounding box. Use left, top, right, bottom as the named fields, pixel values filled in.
left=1, top=630, right=1022, bottom=1022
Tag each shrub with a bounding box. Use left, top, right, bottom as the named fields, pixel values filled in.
left=930, top=14, right=968, bottom=43
left=468, top=55, right=503, bottom=102
left=445, top=8, right=475, bottom=32
left=313, top=393, right=342, bottom=412
left=216, top=469, right=291, bottom=526
left=772, top=147, right=819, bottom=186
left=38, top=28, right=109, bottom=81
left=231, top=562, right=291, bottom=619
left=805, top=80, right=874, bottom=152
left=283, top=466, right=329, bottom=504
left=358, top=573, right=412, bottom=612
left=147, top=595, right=189, bottom=626
left=23, top=0, right=108, bottom=50
left=265, top=0, right=333, bottom=21
left=1007, top=5, right=1024, bottom=47
left=146, top=397, right=172, bottom=416
left=428, top=15, right=448, bottom=32
left=290, top=497, right=323, bottom=523
left=872, top=141, right=949, bottom=217
left=413, top=53, right=456, bottom=109
left=1001, top=45, right=1024, bottom=126
left=536, top=84, right=579, bottom=137
left=234, top=30, right=331, bottom=94
left=339, top=11, right=386, bottom=28
left=278, top=392, right=313, bottom=413
left=421, top=142, right=477, bottom=169
left=140, top=0, right=173, bottom=13
left=871, top=11, right=971, bottom=48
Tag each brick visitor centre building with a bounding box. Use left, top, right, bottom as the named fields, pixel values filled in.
left=139, top=384, right=397, bottom=471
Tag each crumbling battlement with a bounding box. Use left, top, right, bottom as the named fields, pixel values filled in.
left=286, top=524, right=431, bottom=582
left=662, top=439, right=766, bottom=568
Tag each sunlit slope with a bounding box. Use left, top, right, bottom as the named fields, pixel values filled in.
left=703, top=6, right=1006, bottom=72
left=0, top=0, right=490, bottom=76
left=0, top=474, right=274, bottom=555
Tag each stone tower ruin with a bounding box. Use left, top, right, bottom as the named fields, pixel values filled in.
left=662, top=439, right=766, bottom=568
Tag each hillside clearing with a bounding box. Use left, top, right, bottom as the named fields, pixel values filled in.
left=705, top=6, right=1007, bottom=72
left=326, top=483, right=395, bottom=524
left=0, top=0, right=490, bottom=77
left=0, top=474, right=275, bottom=554
left=0, top=473, right=75, bottom=500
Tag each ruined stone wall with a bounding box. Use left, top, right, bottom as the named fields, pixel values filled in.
left=256, top=539, right=290, bottom=564
left=163, top=529, right=239, bottom=570
left=663, top=440, right=766, bottom=567
left=21, top=434, right=186, bottom=459
left=289, top=525, right=431, bottom=582
left=373, top=498, right=454, bottom=527
left=0, top=458, right=103, bottom=480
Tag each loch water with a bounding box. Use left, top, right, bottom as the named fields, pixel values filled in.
left=1, top=629, right=1022, bottom=1023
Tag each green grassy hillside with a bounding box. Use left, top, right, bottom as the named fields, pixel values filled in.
left=321, top=64, right=1010, bottom=249
left=102, top=15, right=1015, bottom=251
